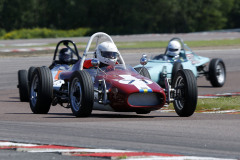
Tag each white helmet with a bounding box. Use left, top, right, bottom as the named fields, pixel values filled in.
left=167, top=40, right=181, bottom=58
left=96, top=41, right=119, bottom=66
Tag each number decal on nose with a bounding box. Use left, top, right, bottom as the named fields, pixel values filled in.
left=115, top=75, right=153, bottom=93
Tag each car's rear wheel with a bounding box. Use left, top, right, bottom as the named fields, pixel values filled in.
left=134, top=67, right=151, bottom=79
left=172, top=69, right=197, bottom=117
left=29, top=67, right=53, bottom=114
left=171, top=62, right=183, bottom=81
left=70, top=70, right=94, bottom=117
left=18, top=70, right=29, bottom=102
left=208, top=58, right=226, bottom=87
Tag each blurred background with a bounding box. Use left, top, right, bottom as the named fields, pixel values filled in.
left=0, top=0, right=239, bottom=39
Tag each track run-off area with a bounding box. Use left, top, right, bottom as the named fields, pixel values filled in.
left=0, top=32, right=240, bottom=160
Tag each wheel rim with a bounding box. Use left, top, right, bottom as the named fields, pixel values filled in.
left=30, top=74, right=38, bottom=106
left=216, top=63, right=225, bottom=83
left=174, top=76, right=185, bottom=110
left=70, top=77, right=82, bottom=111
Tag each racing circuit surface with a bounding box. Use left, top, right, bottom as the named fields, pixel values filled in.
left=0, top=33, right=240, bottom=159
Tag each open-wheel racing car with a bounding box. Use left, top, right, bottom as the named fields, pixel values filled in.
left=17, top=32, right=198, bottom=117
left=134, top=37, right=226, bottom=88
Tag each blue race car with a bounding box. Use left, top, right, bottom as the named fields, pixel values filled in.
left=134, top=37, right=226, bottom=88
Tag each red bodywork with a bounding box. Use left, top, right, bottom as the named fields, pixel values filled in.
left=58, top=59, right=166, bottom=112
left=91, top=66, right=166, bottom=112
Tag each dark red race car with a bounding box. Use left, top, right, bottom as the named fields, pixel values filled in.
left=18, top=32, right=197, bottom=117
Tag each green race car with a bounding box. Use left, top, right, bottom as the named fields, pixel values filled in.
left=135, top=37, right=226, bottom=88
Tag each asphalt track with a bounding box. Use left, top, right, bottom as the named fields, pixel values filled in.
left=0, top=33, right=240, bottom=159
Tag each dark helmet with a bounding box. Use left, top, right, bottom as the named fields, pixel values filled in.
left=59, top=48, right=72, bottom=63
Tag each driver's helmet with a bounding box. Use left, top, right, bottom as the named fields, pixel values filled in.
left=59, top=48, right=72, bottom=63
left=96, top=41, right=119, bottom=66
left=167, top=40, right=181, bottom=58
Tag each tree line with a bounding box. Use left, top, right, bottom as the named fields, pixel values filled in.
left=0, top=0, right=239, bottom=35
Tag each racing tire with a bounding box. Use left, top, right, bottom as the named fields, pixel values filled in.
left=171, top=62, right=183, bottom=81
left=134, top=67, right=151, bottom=79
left=70, top=70, right=94, bottom=117
left=28, top=66, right=36, bottom=82
left=18, top=70, right=29, bottom=102
left=172, top=69, right=197, bottom=117
left=208, top=58, right=226, bottom=87
left=29, top=66, right=53, bottom=114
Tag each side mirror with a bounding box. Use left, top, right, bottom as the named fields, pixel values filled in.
left=91, top=58, right=100, bottom=67
left=140, top=54, right=148, bottom=66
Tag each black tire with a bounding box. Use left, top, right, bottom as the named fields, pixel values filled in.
left=135, top=67, right=151, bottom=79
left=208, top=58, right=226, bottom=87
left=28, top=66, right=36, bottom=82
left=18, top=70, right=29, bottom=102
left=29, top=67, right=53, bottom=114
left=70, top=70, right=94, bottom=117
left=171, top=62, right=183, bottom=81
left=172, top=69, right=197, bottom=117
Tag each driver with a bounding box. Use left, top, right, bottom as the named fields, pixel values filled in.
left=50, top=48, right=73, bottom=80
left=166, top=40, right=181, bottom=59
left=96, top=41, right=119, bottom=68
left=59, top=48, right=72, bottom=64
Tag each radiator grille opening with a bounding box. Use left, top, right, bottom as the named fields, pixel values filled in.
left=128, top=93, right=163, bottom=106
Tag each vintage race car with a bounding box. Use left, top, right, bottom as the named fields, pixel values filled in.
left=17, top=32, right=198, bottom=117
left=134, top=37, right=226, bottom=88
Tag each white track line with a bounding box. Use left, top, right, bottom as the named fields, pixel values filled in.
left=122, top=156, right=236, bottom=160
left=0, top=142, right=38, bottom=147
left=0, top=141, right=237, bottom=160
left=17, top=148, right=134, bottom=153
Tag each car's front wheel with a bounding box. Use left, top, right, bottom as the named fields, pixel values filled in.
left=171, top=62, right=183, bottom=81
left=69, top=70, right=94, bottom=117
left=172, top=69, right=197, bottom=117
left=208, top=58, right=226, bottom=87
left=29, top=67, right=53, bottom=114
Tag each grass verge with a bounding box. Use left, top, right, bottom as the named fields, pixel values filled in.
left=1, top=38, right=239, bottom=50
left=196, top=96, right=240, bottom=111
left=74, top=38, right=240, bottom=51
left=71, top=38, right=240, bottom=50
left=115, top=39, right=240, bottom=49
left=0, top=28, right=91, bottom=39
left=167, top=96, right=240, bottom=113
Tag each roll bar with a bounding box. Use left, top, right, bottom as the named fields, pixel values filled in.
left=79, top=32, right=126, bottom=70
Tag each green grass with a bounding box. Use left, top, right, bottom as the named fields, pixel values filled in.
left=167, top=96, right=240, bottom=112
left=115, top=41, right=168, bottom=49
left=75, top=38, right=240, bottom=50
left=0, top=28, right=91, bottom=39
left=115, top=39, right=240, bottom=49
left=196, top=96, right=240, bottom=111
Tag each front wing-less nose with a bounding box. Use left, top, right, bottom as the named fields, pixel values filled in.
left=128, top=92, right=164, bottom=106
left=108, top=90, right=166, bottom=112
